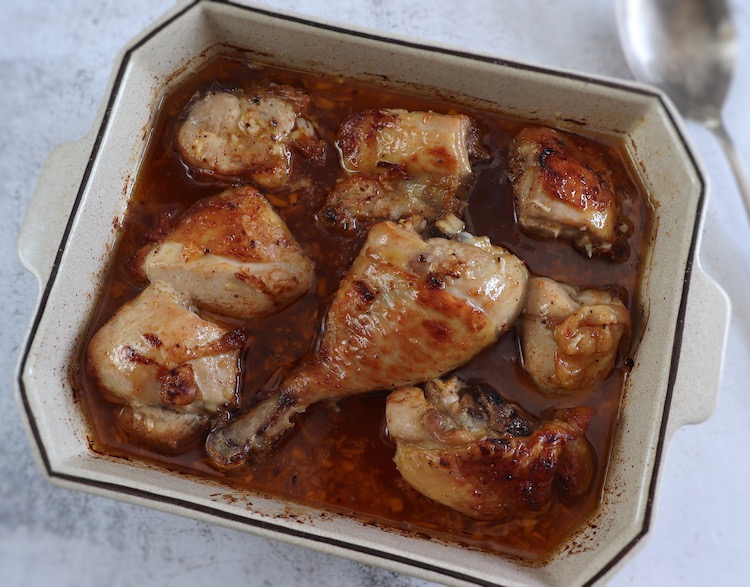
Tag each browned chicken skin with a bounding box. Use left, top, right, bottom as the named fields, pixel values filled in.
left=385, top=377, right=595, bottom=521
left=176, top=84, right=320, bottom=189
left=139, top=185, right=314, bottom=321
left=509, top=126, right=622, bottom=257
left=519, top=276, right=631, bottom=395
left=206, top=220, right=528, bottom=468
left=86, top=282, right=245, bottom=451
left=320, top=109, right=482, bottom=231
left=88, top=185, right=315, bottom=451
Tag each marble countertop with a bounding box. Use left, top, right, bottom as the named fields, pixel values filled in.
left=2, top=1, right=749, bottom=585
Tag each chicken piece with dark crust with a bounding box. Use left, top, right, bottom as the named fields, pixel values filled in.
left=206, top=220, right=528, bottom=468
left=385, top=376, right=596, bottom=521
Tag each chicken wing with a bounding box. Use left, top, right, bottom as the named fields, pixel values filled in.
left=139, top=185, right=314, bottom=321
left=385, top=376, right=595, bottom=521
left=519, top=276, right=631, bottom=395
left=206, top=220, right=528, bottom=467
left=176, top=84, right=320, bottom=189
left=319, top=109, right=481, bottom=231
left=86, top=282, right=245, bottom=451
left=509, top=126, right=620, bottom=257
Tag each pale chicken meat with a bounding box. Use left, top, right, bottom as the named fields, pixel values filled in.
left=519, top=276, right=631, bottom=395
left=176, top=84, right=320, bottom=189
left=206, top=220, right=528, bottom=467
left=509, top=126, right=620, bottom=257
left=385, top=377, right=595, bottom=521
left=139, top=185, right=314, bottom=321
left=319, top=109, right=481, bottom=231
left=86, top=283, right=245, bottom=451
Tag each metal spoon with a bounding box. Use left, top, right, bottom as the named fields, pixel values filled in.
left=616, top=0, right=750, bottom=218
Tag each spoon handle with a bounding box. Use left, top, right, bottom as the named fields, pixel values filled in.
left=710, top=121, right=750, bottom=223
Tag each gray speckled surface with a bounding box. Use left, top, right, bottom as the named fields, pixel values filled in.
left=3, top=1, right=750, bottom=586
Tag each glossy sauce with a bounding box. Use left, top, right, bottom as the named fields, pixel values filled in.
left=78, top=56, right=651, bottom=560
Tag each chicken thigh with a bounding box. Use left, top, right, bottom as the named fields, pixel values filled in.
left=86, top=282, right=245, bottom=451
left=176, top=84, right=319, bottom=189
left=319, top=109, right=481, bottom=231
left=206, top=220, right=528, bottom=467
left=509, top=126, right=620, bottom=257
left=139, top=185, right=314, bottom=321
left=385, top=377, right=595, bottom=521
left=519, top=276, right=631, bottom=395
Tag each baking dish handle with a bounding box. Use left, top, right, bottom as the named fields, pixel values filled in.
left=18, top=135, right=94, bottom=288
left=666, top=263, right=730, bottom=438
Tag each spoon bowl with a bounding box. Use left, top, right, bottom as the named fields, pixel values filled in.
left=617, top=0, right=750, bottom=218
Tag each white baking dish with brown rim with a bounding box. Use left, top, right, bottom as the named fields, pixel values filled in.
left=15, top=1, right=730, bottom=586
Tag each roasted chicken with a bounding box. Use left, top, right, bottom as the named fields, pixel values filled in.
left=385, top=376, right=595, bottom=521
left=319, top=109, right=482, bottom=231
left=176, top=84, right=319, bottom=189
left=509, top=126, right=620, bottom=257
left=519, top=276, right=631, bottom=395
left=86, top=282, right=245, bottom=451
left=139, top=185, right=314, bottom=321
left=206, top=220, right=528, bottom=467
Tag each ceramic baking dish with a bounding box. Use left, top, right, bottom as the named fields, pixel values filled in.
left=15, top=1, right=730, bottom=586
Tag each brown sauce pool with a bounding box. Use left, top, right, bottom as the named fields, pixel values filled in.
left=77, top=55, right=651, bottom=561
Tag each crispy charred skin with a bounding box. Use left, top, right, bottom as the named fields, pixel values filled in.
left=385, top=377, right=596, bottom=521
